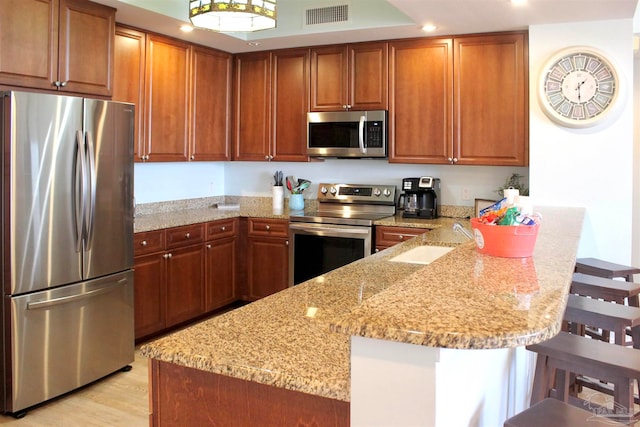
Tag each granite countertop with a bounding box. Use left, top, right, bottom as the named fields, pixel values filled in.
left=140, top=205, right=584, bottom=402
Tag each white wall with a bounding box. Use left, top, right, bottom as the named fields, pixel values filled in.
left=529, top=19, right=635, bottom=263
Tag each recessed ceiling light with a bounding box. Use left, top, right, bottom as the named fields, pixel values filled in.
left=180, top=24, right=194, bottom=32
left=511, top=0, right=527, bottom=5
left=247, top=41, right=262, bottom=47
left=422, top=24, right=437, bottom=32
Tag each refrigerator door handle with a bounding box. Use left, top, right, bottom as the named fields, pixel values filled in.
left=25, top=279, right=126, bottom=310
left=85, top=131, right=97, bottom=250
left=74, top=130, right=87, bottom=253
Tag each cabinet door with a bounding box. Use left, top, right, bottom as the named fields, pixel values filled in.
left=0, top=0, right=58, bottom=90
left=388, top=38, right=453, bottom=164
left=114, top=26, right=146, bottom=162
left=58, top=0, right=114, bottom=96
left=205, top=236, right=236, bottom=312
left=349, top=42, right=388, bottom=110
left=133, top=253, right=166, bottom=340
left=165, top=244, right=205, bottom=327
left=310, top=45, right=348, bottom=111
left=191, top=46, right=232, bottom=161
left=247, top=236, right=288, bottom=300
left=233, top=52, right=271, bottom=161
left=271, top=48, right=309, bottom=162
left=453, top=33, right=528, bottom=166
left=144, top=34, right=191, bottom=162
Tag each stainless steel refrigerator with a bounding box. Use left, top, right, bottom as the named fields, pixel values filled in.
left=0, top=91, right=135, bottom=416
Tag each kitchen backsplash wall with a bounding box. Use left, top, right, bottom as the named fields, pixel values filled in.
left=134, top=160, right=528, bottom=207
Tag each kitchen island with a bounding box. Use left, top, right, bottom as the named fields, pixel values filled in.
left=140, top=206, right=584, bottom=427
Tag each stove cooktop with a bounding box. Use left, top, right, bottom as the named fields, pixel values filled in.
left=289, top=182, right=397, bottom=226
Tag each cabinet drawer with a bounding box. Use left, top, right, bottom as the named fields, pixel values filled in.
left=248, top=218, right=288, bottom=238
left=166, top=224, right=204, bottom=248
left=134, top=230, right=165, bottom=256
left=207, top=218, right=237, bottom=240
left=376, top=226, right=429, bottom=247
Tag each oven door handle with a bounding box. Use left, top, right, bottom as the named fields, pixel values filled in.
left=289, top=222, right=372, bottom=239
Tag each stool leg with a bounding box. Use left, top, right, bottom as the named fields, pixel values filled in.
left=629, top=294, right=639, bottom=308
left=632, top=325, right=640, bottom=350
left=531, top=354, right=553, bottom=405
left=554, top=369, right=571, bottom=403
left=613, top=378, right=634, bottom=415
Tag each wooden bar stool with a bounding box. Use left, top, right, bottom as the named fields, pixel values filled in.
left=504, top=398, right=625, bottom=427
left=570, top=272, right=640, bottom=307
left=575, top=257, right=640, bottom=283
left=563, top=293, right=640, bottom=348
left=526, top=332, right=640, bottom=422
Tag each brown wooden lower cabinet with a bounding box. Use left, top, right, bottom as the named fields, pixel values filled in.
left=149, top=359, right=349, bottom=427
left=375, top=225, right=430, bottom=252
left=245, top=218, right=289, bottom=300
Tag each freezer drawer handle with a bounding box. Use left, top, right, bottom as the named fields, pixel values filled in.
left=26, top=280, right=127, bottom=310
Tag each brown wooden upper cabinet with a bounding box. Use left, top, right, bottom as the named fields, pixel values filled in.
left=114, top=28, right=232, bottom=162
left=0, top=0, right=115, bottom=96
left=310, top=42, right=388, bottom=111
left=389, top=32, right=527, bottom=166
left=113, top=26, right=146, bottom=162
left=453, top=33, right=528, bottom=166
left=233, top=49, right=309, bottom=162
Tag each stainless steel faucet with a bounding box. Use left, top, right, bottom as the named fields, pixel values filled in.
left=453, top=222, right=473, bottom=240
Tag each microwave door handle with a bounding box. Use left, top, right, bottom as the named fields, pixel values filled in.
left=359, top=115, right=367, bottom=154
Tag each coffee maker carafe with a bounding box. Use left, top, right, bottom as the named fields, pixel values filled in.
left=400, top=177, right=441, bottom=219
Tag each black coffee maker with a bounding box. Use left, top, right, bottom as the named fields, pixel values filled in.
left=400, top=177, right=441, bottom=219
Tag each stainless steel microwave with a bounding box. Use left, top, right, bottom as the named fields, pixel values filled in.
left=307, top=110, right=387, bottom=158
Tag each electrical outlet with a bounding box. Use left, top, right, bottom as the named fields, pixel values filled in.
left=462, top=187, right=471, bottom=201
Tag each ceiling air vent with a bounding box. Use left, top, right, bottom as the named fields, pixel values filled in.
left=305, top=3, right=350, bottom=26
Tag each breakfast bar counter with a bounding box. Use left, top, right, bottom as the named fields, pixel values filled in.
left=140, top=206, right=584, bottom=426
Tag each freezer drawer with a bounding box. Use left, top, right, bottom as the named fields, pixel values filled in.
left=5, top=271, right=134, bottom=413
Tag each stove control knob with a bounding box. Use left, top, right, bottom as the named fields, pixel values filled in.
left=330, top=186, right=337, bottom=195
left=383, top=188, right=391, bottom=197
left=320, top=186, right=328, bottom=195
left=373, top=188, right=381, bottom=197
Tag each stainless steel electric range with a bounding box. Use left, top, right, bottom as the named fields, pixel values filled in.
left=288, top=183, right=397, bottom=286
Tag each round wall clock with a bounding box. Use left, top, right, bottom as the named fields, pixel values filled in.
left=539, top=46, right=621, bottom=128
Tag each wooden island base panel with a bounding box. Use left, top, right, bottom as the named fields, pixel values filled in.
left=149, top=360, right=350, bottom=427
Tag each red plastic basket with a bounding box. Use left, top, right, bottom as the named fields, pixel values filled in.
left=470, top=217, right=539, bottom=258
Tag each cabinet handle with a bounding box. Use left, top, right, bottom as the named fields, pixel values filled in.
left=190, top=155, right=195, bottom=160
left=399, top=235, right=404, bottom=240
left=452, top=157, right=458, bottom=163
left=265, top=225, right=270, bottom=231
left=60, top=81, right=67, bottom=87
left=264, top=155, right=270, bottom=160
left=163, top=253, right=172, bottom=259
left=221, top=226, right=226, bottom=231
left=286, top=240, right=289, bottom=246
left=185, top=232, right=190, bottom=238
left=206, top=244, right=212, bottom=249
left=140, top=240, right=147, bottom=246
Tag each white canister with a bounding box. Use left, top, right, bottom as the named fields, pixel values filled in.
left=515, top=195, right=533, bottom=215
left=272, top=186, right=284, bottom=212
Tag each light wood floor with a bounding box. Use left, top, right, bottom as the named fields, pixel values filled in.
left=0, top=350, right=149, bottom=427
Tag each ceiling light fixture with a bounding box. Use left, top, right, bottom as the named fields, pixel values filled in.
left=180, top=24, right=194, bottom=32
left=189, top=0, right=277, bottom=32
left=421, top=23, right=437, bottom=32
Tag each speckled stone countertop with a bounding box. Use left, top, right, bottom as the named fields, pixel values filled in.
left=140, top=205, right=584, bottom=403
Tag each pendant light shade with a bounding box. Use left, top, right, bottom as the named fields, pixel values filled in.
left=189, top=0, right=277, bottom=32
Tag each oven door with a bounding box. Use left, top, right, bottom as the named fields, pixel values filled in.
left=289, top=222, right=372, bottom=286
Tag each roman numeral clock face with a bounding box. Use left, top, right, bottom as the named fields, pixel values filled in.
left=539, top=47, right=621, bottom=128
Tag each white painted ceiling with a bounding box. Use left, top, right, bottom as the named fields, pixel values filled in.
left=93, top=0, right=639, bottom=53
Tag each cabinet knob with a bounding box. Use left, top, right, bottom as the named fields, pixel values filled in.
left=265, top=155, right=270, bottom=160
left=140, top=240, right=147, bottom=246
left=221, top=226, right=226, bottom=231
left=286, top=240, right=289, bottom=246
left=398, top=235, right=404, bottom=240
left=163, top=253, right=172, bottom=259
left=265, top=225, right=270, bottom=231
left=206, top=244, right=212, bottom=249
left=452, top=157, right=458, bottom=163
left=190, top=155, right=195, bottom=160
left=185, top=232, right=191, bottom=238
